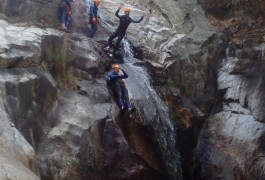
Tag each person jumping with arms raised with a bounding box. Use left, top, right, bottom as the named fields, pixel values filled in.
left=106, top=3, right=145, bottom=57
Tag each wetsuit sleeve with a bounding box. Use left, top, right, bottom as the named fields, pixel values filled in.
left=108, top=72, right=120, bottom=80
left=115, top=9, right=123, bottom=19
left=90, top=4, right=95, bottom=18
left=131, top=16, right=144, bottom=23
left=120, top=69, right=128, bottom=79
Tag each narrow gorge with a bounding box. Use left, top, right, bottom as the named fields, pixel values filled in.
left=0, top=0, right=264, bottom=180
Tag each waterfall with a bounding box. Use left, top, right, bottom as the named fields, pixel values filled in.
left=120, top=40, right=183, bottom=180
left=122, top=40, right=174, bottom=128
left=84, top=0, right=183, bottom=178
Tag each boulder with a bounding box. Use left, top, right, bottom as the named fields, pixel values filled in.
left=41, top=29, right=104, bottom=77
left=0, top=20, right=44, bottom=68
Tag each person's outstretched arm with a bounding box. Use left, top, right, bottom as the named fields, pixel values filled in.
left=131, top=12, right=145, bottom=23
left=115, top=3, right=123, bottom=18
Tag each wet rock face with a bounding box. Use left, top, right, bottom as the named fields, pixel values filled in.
left=197, top=112, right=265, bottom=180
left=0, top=20, right=44, bottom=68
left=0, top=0, right=89, bottom=33
left=0, top=0, right=59, bottom=24
left=194, top=0, right=265, bottom=177
left=37, top=81, right=165, bottom=180
left=198, top=0, right=265, bottom=121
left=0, top=68, right=57, bottom=147
left=197, top=0, right=265, bottom=40
left=198, top=0, right=265, bottom=19
left=37, top=87, right=112, bottom=180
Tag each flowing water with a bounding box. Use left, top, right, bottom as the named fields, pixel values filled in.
left=120, top=40, right=183, bottom=180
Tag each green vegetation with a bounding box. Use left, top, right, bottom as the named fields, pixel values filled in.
left=64, top=67, right=76, bottom=89
left=47, top=38, right=75, bottom=89
left=167, top=78, right=175, bottom=87
left=166, top=77, right=188, bottom=95
left=0, top=58, right=7, bottom=69
left=0, top=62, right=4, bottom=69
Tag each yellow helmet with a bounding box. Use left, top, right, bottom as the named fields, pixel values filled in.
left=124, top=7, right=131, bottom=14
left=112, top=64, right=120, bottom=69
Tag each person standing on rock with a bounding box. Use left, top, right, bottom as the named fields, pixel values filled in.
left=106, top=4, right=145, bottom=57
left=88, top=0, right=101, bottom=38
left=108, top=64, right=135, bottom=114
left=58, top=0, right=75, bottom=33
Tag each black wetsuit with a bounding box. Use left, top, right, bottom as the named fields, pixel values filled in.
left=108, top=9, right=143, bottom=54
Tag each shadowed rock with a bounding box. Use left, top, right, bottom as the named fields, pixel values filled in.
left=0, top=68, right=57, bottom=147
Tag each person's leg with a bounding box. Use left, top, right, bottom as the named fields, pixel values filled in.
left=115, top=85, right=124, bottom=109
left=60, top=9, right=68, bottom=29
left=108, top=31, right=119, bottom=47
left=113, top=33, right=125, bottom=54
left=89, top=23, right=98, bottom=38
left=121, top=85, right=132, bottom=109
left=65, top=15, right=71, bottom=29
left=92, top=25, right=98, bottom=37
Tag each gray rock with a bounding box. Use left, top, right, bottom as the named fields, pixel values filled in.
left=37, top=89, right=113, bottom=179
left=0, top=20, right=44, bottom=68
left=75, top=79, right=111, bottom=103
left=0, top=100, right=39, bottom=180
left=217, top=50, right=265, bottom=122
left=194, top=11, right=265, bottom=177
left=0, top=0, right=94, bottom=34
left=71, top=38, right=102, bottom=75
left=197, top=111, right=265, bottom=180
left=37, top=88, right=162, bottom=179
left=0, top=68, right=57, bottom=146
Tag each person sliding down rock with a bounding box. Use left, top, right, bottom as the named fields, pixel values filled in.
left=88, top=0, right=101, bottom=38
left=106, top=3, right=145, bottom=57
left=108, top=64, right=135, bottom=114
left=58, top=0, right=75, bottom=33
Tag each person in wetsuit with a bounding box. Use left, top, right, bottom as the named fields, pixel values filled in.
left=107, top=4, right=145, bottom=56
left=108, top=64, right=135, bottom=113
